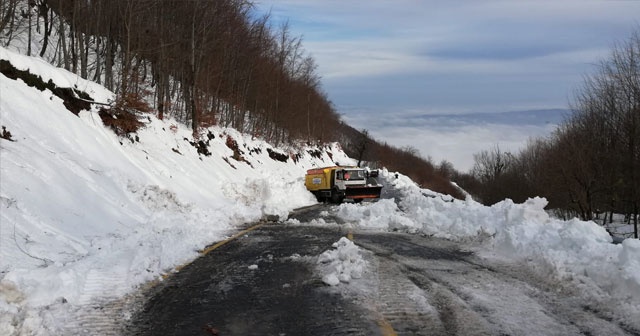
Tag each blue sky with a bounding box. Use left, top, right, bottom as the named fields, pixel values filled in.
left=253, top=1, right=640, bottom=171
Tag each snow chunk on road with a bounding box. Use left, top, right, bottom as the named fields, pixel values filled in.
left=317, top=237, right=367, bottom=286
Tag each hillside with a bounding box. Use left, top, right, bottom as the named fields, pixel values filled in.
left=0, top=0, right=462, bottom=198
left=1, top=46, right=640, bottom=335
left=0, top=46, right=353, bottom=333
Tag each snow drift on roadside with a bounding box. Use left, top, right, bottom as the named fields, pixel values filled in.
left=335, top=170, right=640, bottom=310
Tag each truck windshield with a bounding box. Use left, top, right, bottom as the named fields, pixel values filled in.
left=344, top=170, right=365, bottom=180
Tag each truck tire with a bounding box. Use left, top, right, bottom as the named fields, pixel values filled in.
left=330, top=189, right=342, bottom=204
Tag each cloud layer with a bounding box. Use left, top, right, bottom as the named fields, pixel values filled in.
left=254, top=0, right=640, bottom=170
left=343, top=109, right=565, bottom=171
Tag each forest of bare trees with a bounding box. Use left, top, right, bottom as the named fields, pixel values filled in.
left=1, top=0, right=464, bottom=198
left=458, top=29, right=640, bottom=237
left=1, top=0, right=340, bottom=144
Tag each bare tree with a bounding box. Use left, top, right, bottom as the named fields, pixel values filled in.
left=353, top=129, right=371, bottom=167
left=471, top=145, right=513, bottom=184
left=0, top=0, right=20, bottom=40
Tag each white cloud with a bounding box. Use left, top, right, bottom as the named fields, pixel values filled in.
left=373, top=123, right=557, bottom=172
left=253, top=0, right=637, bottom=169
left=305, top=38, right=426, bottom=78
left=343, top=110, right=561, bottom=172
left=256, top=0, right=638, bottom=76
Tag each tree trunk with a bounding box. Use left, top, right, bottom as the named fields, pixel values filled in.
left=70, top=22, right=77, bottom=74
left=634, top=205, right=638, bottom=239
left=59, top=14, right=69, bottom=70
left=105, top=37, right=114, bottom=91
left=190, top=6, right=198, bottom=136
left=27, top=6, right=31, bottom=56
left=93, top=37, right=101, bottom=84
left=79, top=31, right=88, bottom=79
left=39, top=3, right=52, bottom=57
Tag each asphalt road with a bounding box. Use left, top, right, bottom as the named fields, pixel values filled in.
left=125, top=203, right=640, bottom=336
left=125, top=216, right=382, bottom=336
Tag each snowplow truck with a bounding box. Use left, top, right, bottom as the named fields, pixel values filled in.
left=305, top=166, right=382, bottom=204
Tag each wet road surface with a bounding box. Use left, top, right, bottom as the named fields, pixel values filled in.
left=125, top=203, right=640, bottom=336
left=126, top=221, right=382, bottom=336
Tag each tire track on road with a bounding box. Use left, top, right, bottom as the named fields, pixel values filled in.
left=356, top=231, right=639, bottom=336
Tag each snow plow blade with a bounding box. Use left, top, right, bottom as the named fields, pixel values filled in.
left=345, top=186, right=382, bottom=199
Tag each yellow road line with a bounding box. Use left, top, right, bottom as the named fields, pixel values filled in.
left=200, top=223, right=265, bottom=255
left=348, top=230, right=397, bottom=336
left=162, top=223, right=265, bottom=279
left=377, top=318, right=398, bottom=336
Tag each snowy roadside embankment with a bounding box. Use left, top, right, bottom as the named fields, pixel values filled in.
left=334, top=171, right=640, bottom=312
left=0, top=47, right=353, bottom=335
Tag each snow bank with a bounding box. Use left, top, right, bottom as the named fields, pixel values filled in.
left=334, top=170, right=640, bottom=308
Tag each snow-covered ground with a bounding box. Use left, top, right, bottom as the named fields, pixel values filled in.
left=0, top=47, right=349, bottom=334
left=1, top=47, right=639, bottom=335
left=602, top=214, right=638, bottom=239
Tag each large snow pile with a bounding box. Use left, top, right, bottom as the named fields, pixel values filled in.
left=335, top=172, right=640, bottom=311
left=0, top=47, right=353, bottom=334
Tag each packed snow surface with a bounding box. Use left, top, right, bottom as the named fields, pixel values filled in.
left=1, top=47, right=639, bottom=334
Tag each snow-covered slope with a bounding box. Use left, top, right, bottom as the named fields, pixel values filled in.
left=0, top=47, right=352, bottom=334
left=1, top=47, right=639, bottom=335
